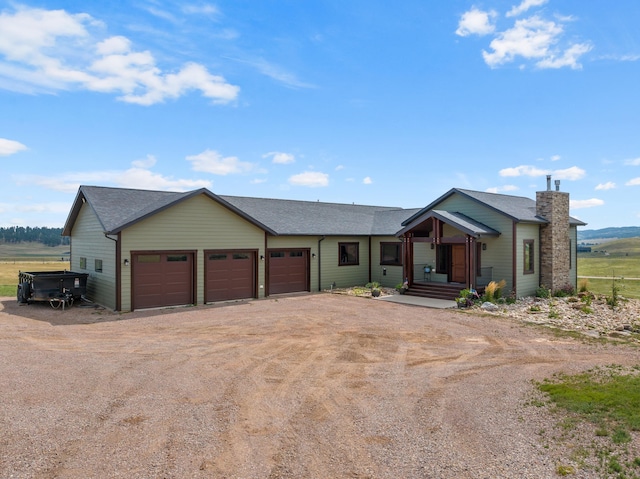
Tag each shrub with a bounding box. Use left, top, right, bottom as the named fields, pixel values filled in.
left=484, top=279, right=507, bottom=303
left=536, top=286, right=551, bottom=298
left=553, top=284, right=575, bottom=297
left=578, top=278, right=589, bottom=293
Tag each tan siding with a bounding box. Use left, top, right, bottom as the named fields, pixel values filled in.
left=70, top=204, right=116, bottom=309
left=120, top=194, right=265, bottom=311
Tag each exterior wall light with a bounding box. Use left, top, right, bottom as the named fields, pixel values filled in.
left=124, top=259, right=130, bottom=266
left=260, top=255, right=265, bottom=261
left=311, top=253, right=316, bottom=259
left=482, top=243, right=487, bottom=251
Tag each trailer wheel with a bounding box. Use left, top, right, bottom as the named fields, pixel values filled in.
left=17, top=283, right=29, bottom=304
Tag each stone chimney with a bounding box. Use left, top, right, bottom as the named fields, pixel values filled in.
left=536, top=175, right=570, bottom=292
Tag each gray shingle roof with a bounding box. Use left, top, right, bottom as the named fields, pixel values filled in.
left=63, top=186, right=419, bottom=236
left=63, top=185, right=585, bottom=238
left=221, top=195, right=419, bottom=235
left=402, top=188, right=586, bottom=226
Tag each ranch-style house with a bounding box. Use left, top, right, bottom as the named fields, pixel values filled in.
left=62, top=176, right=585, bottom=311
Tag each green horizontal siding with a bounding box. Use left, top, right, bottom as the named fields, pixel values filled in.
left=121, top=194, right=265, bottom=311
left=70, top=205, right=116, bottom=309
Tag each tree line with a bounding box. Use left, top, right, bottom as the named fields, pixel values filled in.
left=0, top=227, right=69, bottom=247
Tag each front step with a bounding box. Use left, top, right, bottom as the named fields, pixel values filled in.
left=405, top=282, right=465, bottom=301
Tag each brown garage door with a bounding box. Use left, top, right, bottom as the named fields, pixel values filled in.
left=268, top=249, right=309, bottom=295
left=205, top=250, right=256, bottom=302
left=132, top=252, right=194, bottom=310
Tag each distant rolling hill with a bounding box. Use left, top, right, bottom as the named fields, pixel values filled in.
left=578, top=226, right=640, bottom=242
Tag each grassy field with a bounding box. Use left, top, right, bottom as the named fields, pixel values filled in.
left=577, top=239, right=640, bottom=299
left=0, top=242, right=69, bottom=261
left=0, top=261, right=70, bottom=297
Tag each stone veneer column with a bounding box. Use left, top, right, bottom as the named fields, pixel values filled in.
left=536, top=187, right=570, bottom=292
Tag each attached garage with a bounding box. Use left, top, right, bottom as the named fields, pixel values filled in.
left=205, top=250, right=257, bottom=302
left=268, top=249, right=310, bottom=295
left=132, top=251, right=194, bottom=310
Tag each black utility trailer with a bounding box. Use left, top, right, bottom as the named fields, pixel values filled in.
left=17, top=270, right=89, bottom=309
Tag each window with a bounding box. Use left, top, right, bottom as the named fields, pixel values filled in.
left=339, top=242, right=359, bottom=266
left=80, top=257, right=86, bottom=269
left=95, top=259, right=103, bottom=273
left=523, top=240, right=534, bottom=274
left=138, top=254, right=161, bottom=263
left=380, top=242, right=402, bottom=266
left=569, top=239, right=572, bottom=269
left=167, top=255, right=187, bottom=262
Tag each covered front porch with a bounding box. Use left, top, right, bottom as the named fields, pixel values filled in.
left=397, top=210, right=501, bottom=300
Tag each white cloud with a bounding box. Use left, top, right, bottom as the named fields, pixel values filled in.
left=226, top=56, right=315, bottom=89
left=131, top=154, right=157, bottom=169
left=0, top=138, right=27, bottom=156
left=570, top=198, right=604, bottom=209
left=506, top=0, right=549, bottom=18
left=250, top=178, right=267, bottom=184
left=467, top=9, right=592, bottom=70
left=499, top=164, right=549, bottom=177
left=0, top=6, right=239, bottom=105
left=536, top=42, right=592, bottom=69
left=553, top=166, right=586, bottom=181
left=263, top=151, right=295, bottom=164
left=550, top=154, right=561, bottom=161
left=186, top=149, right=257, bottom=175
left=335, top=165, right=345, bottom=171
left=624, top=157, right=640, bottom=166
left=595, top=182, right=616, bottom=191
left=288, top=171, right=329, bottom=187
left=182, top=4, right=220, bottom=16
left=489, top=185, right=519, bottom=193
left=498, top=164, right=584, bottom=180
left=456, top=8, right=497, bottom=37
left=363, top=176, right=372, bottom=185
left=626, top=177, right=640, bottom=186
left=116, top=167, right=211, bottom=190
left=13, top=158, right=211, bottom=193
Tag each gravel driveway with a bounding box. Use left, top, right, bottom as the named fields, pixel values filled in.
left=1, top=293, right=639, bottom=478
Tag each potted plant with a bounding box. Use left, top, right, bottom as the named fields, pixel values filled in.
left=366, top=282, right=381, bottom=297
left=395, top=280, right=409, bottom=295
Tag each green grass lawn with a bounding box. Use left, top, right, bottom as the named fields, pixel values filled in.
left=537, top=365, right=640, bottom=477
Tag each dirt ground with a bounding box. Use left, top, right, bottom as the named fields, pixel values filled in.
left=1, top=293, right=639, bottom=479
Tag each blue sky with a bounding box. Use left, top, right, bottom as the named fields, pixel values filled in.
left=1, top=0, right=639, bottom=231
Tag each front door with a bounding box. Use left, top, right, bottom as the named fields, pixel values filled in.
left=451, top=244, right=466, bottom=283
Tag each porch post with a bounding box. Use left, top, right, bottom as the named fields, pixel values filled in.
left=404, top=235, right=414, bottom=286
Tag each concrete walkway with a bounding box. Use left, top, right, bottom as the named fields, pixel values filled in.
left=377, top=294, right=457, bottom=309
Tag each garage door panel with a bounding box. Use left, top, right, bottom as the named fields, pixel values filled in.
left=133, top=252, right=193, bottom=310
left=205, top=251, right=256, bottom=302
left=268, top=250, right=309, bottom=295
